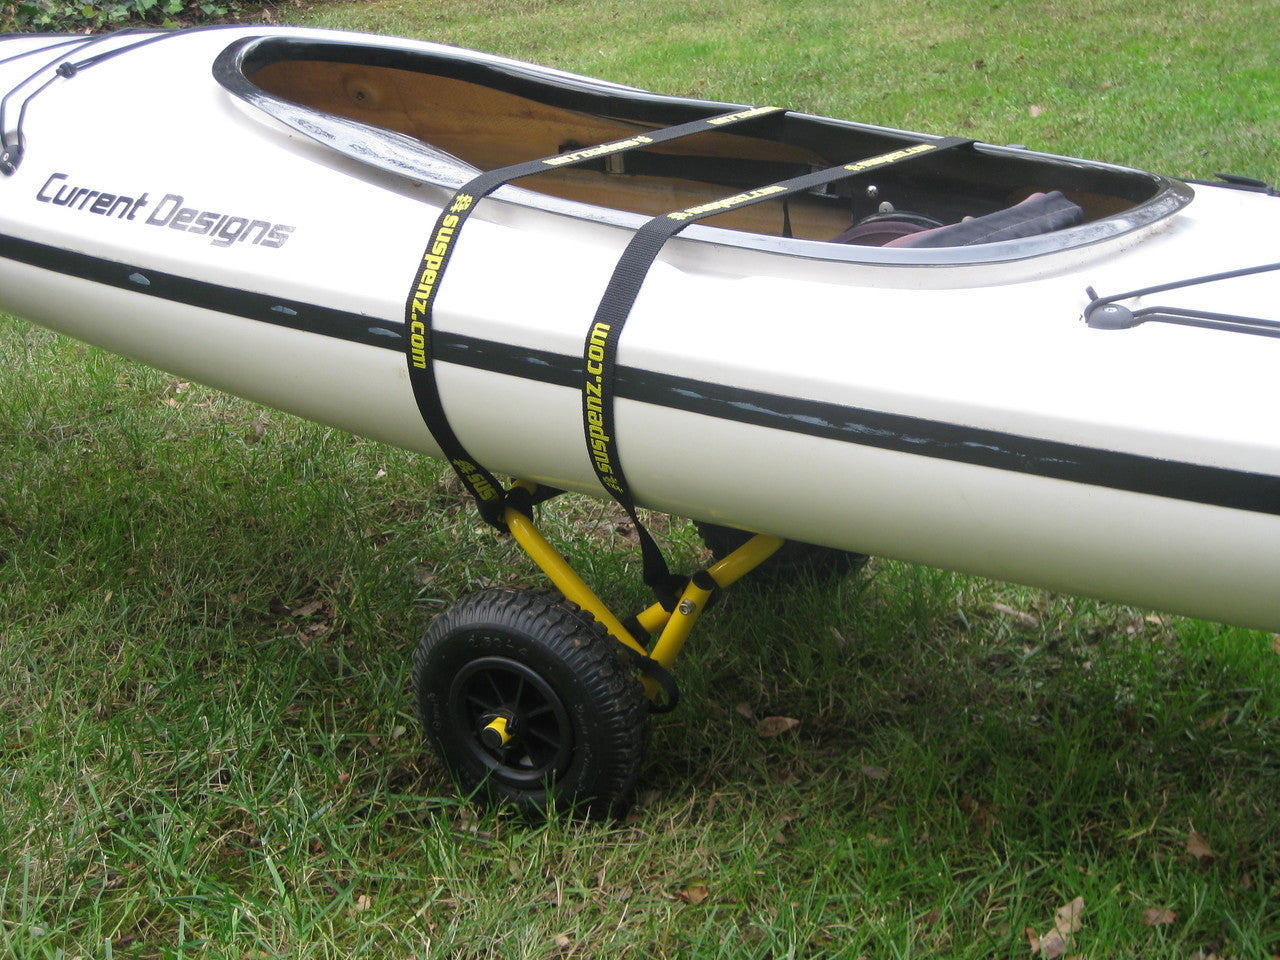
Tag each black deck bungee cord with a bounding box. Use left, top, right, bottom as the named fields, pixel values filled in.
left=1, top=26, right=236, bottom=175
left=1084, top=261, right=1280, bottom=338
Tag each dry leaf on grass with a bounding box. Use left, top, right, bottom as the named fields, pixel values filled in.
left=291, top=599, right=325, bottom=618
left=1187, top=829, right=1215, bottom=863
left=992, top=602, right=1040, bottom=628
left=676, top=883, right=710, bottom=905
left=1025, top=927, right=1040, bottom=953
left=1037, top=929, right=1069, bottom=959
left=757, top=716, right=800, bottom=737
left=1142, top=908, right=1176, bottom=926
left=1030, top=897, right=1084, bottom=957
left=1055, top=896, right=1085, bottom=936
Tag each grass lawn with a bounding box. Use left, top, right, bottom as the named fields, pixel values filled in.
left=2, top=1, right=1279, bottom=957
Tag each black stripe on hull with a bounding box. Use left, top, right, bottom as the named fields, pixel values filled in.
left=4, top=231, right=1280, bottom=517
left=434, top=333, right=1280, bottom=517
left=0, top=232, right=405, bottom=350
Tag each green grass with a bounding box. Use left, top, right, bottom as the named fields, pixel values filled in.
left=3, top=1, right=1280, bottom=957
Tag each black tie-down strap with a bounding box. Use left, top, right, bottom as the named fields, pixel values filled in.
left=581, top=136, right=973, bottom=604
left=618, top=632, right=681, bottom=714
left=403, top=105, right=786, bottom=529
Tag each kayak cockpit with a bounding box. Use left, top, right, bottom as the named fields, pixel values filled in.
left=215, top=35, right=1192, bottom=258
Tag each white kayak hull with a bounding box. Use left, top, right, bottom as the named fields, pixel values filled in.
left=1, top=27, right=1277, bottom=631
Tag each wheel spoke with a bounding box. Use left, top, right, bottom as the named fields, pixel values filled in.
left=484, top=671, right=508, bottom=705
left=465, top=692, right=499, bottom=713
left=513, top=675, right=527, bottom=709
left=525, top=725, right=564, bottom=750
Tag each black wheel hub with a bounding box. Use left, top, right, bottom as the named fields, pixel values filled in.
left=448, top=656, right=573, bottom=785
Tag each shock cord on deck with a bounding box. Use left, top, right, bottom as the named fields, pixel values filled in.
left=1, top=28, right=232, bottom=175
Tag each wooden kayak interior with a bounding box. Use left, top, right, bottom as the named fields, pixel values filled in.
left=241, top=42, right=1165, bottom=245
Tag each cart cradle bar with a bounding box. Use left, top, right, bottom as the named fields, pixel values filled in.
left=503, top=478, right=784, bottom=704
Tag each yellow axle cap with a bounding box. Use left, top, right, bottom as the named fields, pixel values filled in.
left=480, top=716, right=513, bottom=749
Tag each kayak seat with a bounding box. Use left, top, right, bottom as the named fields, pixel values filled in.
left=829, top=211, right=942, bottom=247
left=833, top=191, right=1085, bottom=248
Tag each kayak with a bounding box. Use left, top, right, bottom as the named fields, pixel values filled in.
left=2, top=25, right=1277, bottom=637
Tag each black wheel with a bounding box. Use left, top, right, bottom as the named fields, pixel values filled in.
left=413, top=587, right=650, bottom=816
left=695, top=522, right=869, bottom=584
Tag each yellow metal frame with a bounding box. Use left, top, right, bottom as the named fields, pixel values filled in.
left=504, top=482, right=784, bottom=702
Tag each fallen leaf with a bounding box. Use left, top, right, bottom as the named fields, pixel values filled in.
left=1142, top=908, right=1176, bottom=926
left=992, top=602, right=1040, bottom=628
left=757, top=716, right=800, bottom=737
left=245, top=418, right=266, bottom=444
left=354, top=894, right=371, bottom=911
left=735, top=701, right=755, bottom=720
left=292, top=599, right=324, bottom=618
left=1187, top=829, right=1215, bottom=863
left=1029, top=104, right=1046, bottom=118
left=552, top=933, right=572, bottom=949
left=1055, top=896, right=1085, bottom=936
left=676, top=883, right=710, bottom=905
left=1271, top=635, right=1280, bottom=656
left=1038, top=929, right=1068, bottom=959
left=860, top=765, right=890, bottom=780
left=1030, top=897, right=1084, bottom=957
